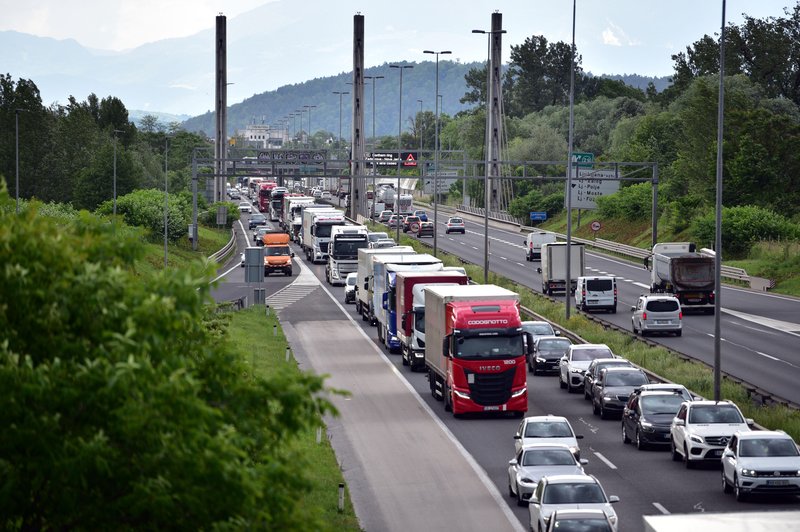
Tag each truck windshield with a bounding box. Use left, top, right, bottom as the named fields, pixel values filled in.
left=316, top=225, right=334, bottom=238
left=265, top=246, right=290, bottom=256
left=414, top=310, right=425, bottom=333
left=455, top=333, right=523, bottom=359
left=333, top=240, right=368, bottom=259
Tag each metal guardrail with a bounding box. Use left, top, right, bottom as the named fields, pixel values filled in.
left=208, top=228, right=236, bottom=263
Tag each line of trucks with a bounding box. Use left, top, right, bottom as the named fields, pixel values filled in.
left=354, top=246, right=532, bottom=417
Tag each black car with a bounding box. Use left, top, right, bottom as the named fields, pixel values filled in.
left=591, top=367, right=649, bottom=419
left=583, top=358, right=633, bottom=400
left=622, top=391, right=686, bottom=450
left=528, top=336, right=571, bottom=375
left=248, top=213, right=267, bottom=229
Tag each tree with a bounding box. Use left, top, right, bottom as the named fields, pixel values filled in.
left=0, top=186, right=338, bottom=529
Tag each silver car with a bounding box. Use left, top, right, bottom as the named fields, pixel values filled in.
left=507, top=445, right=587, bottom=506
left=514, top=415, right=584, bottom=458
left=722, top=430, right=800, bottom=501
left=559, top=344, right=615, bottom=393
left=528, top=474, right=619, bottom=532
left=631, top=294, right=682, bottom=337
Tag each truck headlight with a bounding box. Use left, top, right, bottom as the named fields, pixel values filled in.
left=511, top=387, right=527, bottom=398
left=453, top=389, right=470, bottom=400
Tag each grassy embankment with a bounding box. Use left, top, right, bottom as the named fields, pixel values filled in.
left=139, top=225, right=361, bottom=531
left=384, top=223, right=800, bottom=442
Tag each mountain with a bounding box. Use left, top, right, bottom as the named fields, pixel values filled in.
left=180, top=61, right=482, bottom=138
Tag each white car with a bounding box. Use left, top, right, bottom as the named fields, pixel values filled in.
left=528, top=474, right=619, bottom=532
left=722, top=430, right=800, bottom=501
left=631, top=294, right=682, bottom=337
left=559, top=344, right=615, bottom=393
left=238, top=201, right=252, bottom=214
left=321, top=190, right=332, bottom=200
left=507, top=445, right=587, bottom=506
left=344, top=272, right=357, bottom=304
left=514, top=415, right=584, bottom=458
left=670, top=400, right=753, bottom=468
left=312, top=189, right=322, bottom=199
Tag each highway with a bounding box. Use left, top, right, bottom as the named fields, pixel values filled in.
left=221, top=201, right=800, bottom=530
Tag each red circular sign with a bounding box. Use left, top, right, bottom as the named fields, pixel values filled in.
left=591, top=220, right=601, bottom=231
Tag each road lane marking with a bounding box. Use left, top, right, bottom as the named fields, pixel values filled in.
left=592, top=452, right=618, bottom=470
left=652, top=502, right=670, bottom=515
left=757, top=351, right=780, bottom=361
left=516, top=262, right=525, bottom=267
left=722, top=308, right=800, bottom=337
left=632, top=282, right=649, bottom=289
left=471, top=246, right=478, bottom=250
left=500, top=256, right=508, bottom=261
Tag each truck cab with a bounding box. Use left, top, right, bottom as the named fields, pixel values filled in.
left=326, top=225, right=369, bottom=286
left=262, top=231, right=294, bottom=276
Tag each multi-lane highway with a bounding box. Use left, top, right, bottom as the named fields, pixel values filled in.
left=220, top=200, right=800, bottom=530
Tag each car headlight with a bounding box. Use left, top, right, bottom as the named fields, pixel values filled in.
left=603, top=395, right=615, bottom=402
left=536, top=357, right=546, bottom=363
left=689, top=435, right=704, bottom=444
left=571, top=368, right=585, bottom=374
left=740, top=468, right=757, bottom=477
left=640, top=421, right=655, bottom=431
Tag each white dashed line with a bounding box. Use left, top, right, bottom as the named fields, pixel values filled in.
left=516, top=262, right=525, bottom=267
left=500, top=256, right=508, bottom=261
left=471, top=246, right=479, bottom=250
left=592, top=452, right=618, bottom=470
left=757, top=351, right=780, bottom=361
left=652, top=502, right=670, bottom=515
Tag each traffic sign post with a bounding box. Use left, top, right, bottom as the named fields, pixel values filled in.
left=529, top=211, right=547, bottom=222
left=590, top=220, right=601, bottom=238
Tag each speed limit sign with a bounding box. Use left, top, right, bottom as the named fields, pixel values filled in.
left=590, top=220, right=601, bottom=232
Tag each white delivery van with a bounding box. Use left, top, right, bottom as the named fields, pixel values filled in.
left=523, top=231, right=558, bottom=261
left=575, top=276, right=617, bottom=313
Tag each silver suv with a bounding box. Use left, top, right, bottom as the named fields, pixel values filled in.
left=631, top=294, right=682, bottom=337
left=559, top=344, right=615, bottom=393
left=670, top=400, right=753, bottom=468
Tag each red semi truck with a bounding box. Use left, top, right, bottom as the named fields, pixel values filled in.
left=424, top=284, right=529, bottom=417
left=395, top=271, right=470, bottom=371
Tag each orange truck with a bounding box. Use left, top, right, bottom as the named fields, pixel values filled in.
left=262, top=231, right=294, bottom=276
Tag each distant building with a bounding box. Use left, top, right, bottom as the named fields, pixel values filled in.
left=238, top=123, right=286, bottom=149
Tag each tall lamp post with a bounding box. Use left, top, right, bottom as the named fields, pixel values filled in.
left=390, top=63, right=413, bottom=243
left=364, top=75, right=384, bottom=218
left=14, top=108, right=23, bottom=214
left=564, top=1, right=577, bottom=319
left=333, top=91, right=349, bottom=201
left=112, top=129, right=124, bottom=222
left=304, top=104, right=317, bottom=148
left=472, top=29, right=505, bottom=283
left=423, top=49, right=451, bottom=255
left=164, top=134, right=171, bottom=268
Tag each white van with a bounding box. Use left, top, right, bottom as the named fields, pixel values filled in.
left=575, top=276, right=617, bottom=313
left=523, top=231, right=558, bottom=261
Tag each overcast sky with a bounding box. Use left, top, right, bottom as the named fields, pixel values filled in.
left=1, top=0, right=794, bottom=113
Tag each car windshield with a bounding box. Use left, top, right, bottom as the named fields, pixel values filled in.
left=522, top=449, right=576, bottom=466
left=455, top=333, right=523, bottom=359
left=740, top=438, right=800, bottom=457
left=449, top=218, right=463, bottom=224
left=688, top=405, right=745, bottom=424
left=252, top=215, right=265, bottom=221
left=346, top=276, right=357, bottom=286
left=640, top=395, right=685, bottom=415
left=538, top=339, right=571, bottom=351
left=524, top=421, right=573, bottom=438
left=369, top=233, right=388, bottom=242
left=523, top=323, right=554, bottom=335
left=646, top=299, right=680, bottom=312
left=572, top=348, right=612, bottom=361
left=604, top=372, right=648, bottom=387
left=543, top=483, right=606, bottom=504
left=265, top=246, right=290, bottom=256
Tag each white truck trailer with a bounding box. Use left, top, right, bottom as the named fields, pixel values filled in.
left=537, top=242, right=585, bottom=296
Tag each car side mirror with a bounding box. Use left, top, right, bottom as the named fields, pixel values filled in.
left=513, top=434, right=521, bottom=440
left=554, top=330, right=560, bottom=336
left=291, top=252, right=295, bottom=258
left=382, top=293, right=388, bottom=310
left=508, top=459, right=518, bottom=466
left=673, top=418, right=685, bottom=427
left=609, top=495, right=620, bottom=503
left=579, top=459, right=589, bottom=465
left=631, top=306, right=636, bottom=311
left=522, top=239, right=526, bottom=245
left=537, top=267, right=542, bottom=274
left=575, top=435, right=584, bottom=440
left=442, top=336, right=450, bottom=358
left=746, top=418, right=754, bottom=426
left=529, top=495, right=539, bottom=504
left=722, top=449, right=734, bottom=458
left=401, top=314, right=407, bottom=330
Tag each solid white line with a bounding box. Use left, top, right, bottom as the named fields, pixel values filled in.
left=592, top=451, right=618, bottom=470
left=652, top=502, right=670, bottom=515
left=314, top=266, right=526, bottom=532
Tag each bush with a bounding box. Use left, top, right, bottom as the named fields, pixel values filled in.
left=508, top=189, right=543, bottom=219
left=595, top=182, right=652, bottom=221
left=97, top=189, right=190, bottom=243
left=199, top=201, right=240, bottom=229
left=690, top=205, right=800, bottom=257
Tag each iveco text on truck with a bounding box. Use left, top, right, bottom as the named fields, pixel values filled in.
left=425, top=284, right=530, bottom=417
left=326, top=225, right=370, bottom=285
left=646, top=242, right=715, bottom=313
left=537, top=242, right=585, bottom=295
left=395, top=271, right=470, bottom=370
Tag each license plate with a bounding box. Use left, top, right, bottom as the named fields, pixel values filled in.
left=768, top=479, right=789, bottom=486
left=484, top=406, right=500, bottom=411
left=656, top=320, right=670, bottom=325
left=709, top=449, right=722, bottom=457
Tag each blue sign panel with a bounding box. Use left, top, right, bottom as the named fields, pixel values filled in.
left=530, top=211, right=547, bottom=221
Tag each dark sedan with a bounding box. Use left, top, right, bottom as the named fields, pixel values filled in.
left=248, top=213, right=267, bottom=230
left=529, top=336, right=572, bottom=375
left=622, top=391, right=686, bottom=449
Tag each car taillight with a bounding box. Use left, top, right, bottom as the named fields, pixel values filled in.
left=679, top=311, right=683, bottom=320
left=642, top=312, right=647, bottom=320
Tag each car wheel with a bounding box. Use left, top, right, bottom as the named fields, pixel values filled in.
left=671, top=438, right=682, bottom=461
left=584, top=385, right=591, bottom=400
left=611, top=305, right=617, bottom=314
left=684, top=445, right=694, bottom=469
left=675, top=330, right=682, bottom=337
left=599, top=402, right=609, bottom=420
left=734, top=475, right=746, bottom=501
left=635, top=429, right=646, bottom=450
left=516, top=483, right=526, bottom=507
left=622, top=423, right=631, bottom=444
left=632, top=322, right=638, bottom=335
left=508, top=480, right=515, bottom=498
left=559, top=372, right=567, bottom=389
left=722, top=469, right=733, bottom=494
left=592, top=398, right=600, bottom=416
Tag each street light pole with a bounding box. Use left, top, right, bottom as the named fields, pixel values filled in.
left=112, top=129, right=124, bottom=222
left=423, top=49, right=452, bottom=255
left=14, top=109, right=21, bottom=214
left=390, top=64, right=413, bottom=243
left=164, top=135, right=170, bottom=268
left=364, top=75, right=384, bottom=219
left=333, top=91, right=349, bottom=201
left=304, top=104, right=316, bottom=148
left=565, top=0, right=577, bottom=319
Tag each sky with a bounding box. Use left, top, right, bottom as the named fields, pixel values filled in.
left=1, top=0, right=795, bottom=114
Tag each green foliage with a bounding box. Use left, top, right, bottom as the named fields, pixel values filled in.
left=0, top=186, right=338, bottom=529
left=595, top=182, right=653, bottom=221
left=690, top=205, right=800, bottom=257
left=508, top=189, right=543, bottom=219
left=199, top=201, right=240, bottom=229
left=96, top=189, right=189, bottom=243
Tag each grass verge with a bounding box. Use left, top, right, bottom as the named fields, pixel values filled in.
left=136, top=225, right=233, bottom=277
left=225, top=307, right=361, bottom=531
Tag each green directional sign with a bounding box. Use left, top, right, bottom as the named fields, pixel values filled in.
left=572, top=152, right=594, bottom=167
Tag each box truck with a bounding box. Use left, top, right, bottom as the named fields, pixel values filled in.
left=537, top=242, right=585, bottom=296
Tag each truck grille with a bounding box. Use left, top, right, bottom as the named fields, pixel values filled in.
left=464, top=368, right=515, bottom=406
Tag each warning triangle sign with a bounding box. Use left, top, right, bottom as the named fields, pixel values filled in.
left=403, top=153, right=417, bottom=166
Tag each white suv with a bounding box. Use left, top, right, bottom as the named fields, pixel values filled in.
left=670, top=400, right=753, bottom=468
left=559, top=344, right=615, bottom=393
left=631, top=294, right=682, bottom=337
